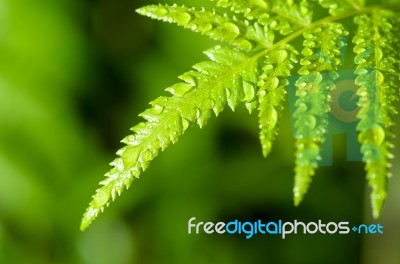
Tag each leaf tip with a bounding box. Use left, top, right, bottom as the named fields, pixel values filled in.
left=135, top=7, right=146, bottom=16
left=80, top=220, right=88, bottom=232
left=80, top=206, right=101, bottom=231
left=371, top=191, right=386, bottom=219
left=293, top=188, right=303, bottom=207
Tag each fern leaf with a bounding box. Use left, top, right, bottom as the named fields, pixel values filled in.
left=253, top=0, right=312, bottom=37
left=209, top=0, right=269, bottom=19
left=80, top=46, right=258, bottom=230
left=258, top=45, right=298, bottom=157
left=136, top=4, right=272, bottom=51
left=293, top=23, right=348, bottom=206
left=317, top=0, right=366, bottom=15
left=353, top=11, right=398, bottom=218
left=271, top=0, right=312, bottom=27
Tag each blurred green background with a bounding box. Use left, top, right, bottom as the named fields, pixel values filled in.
left=0, top=0, right=399, bottom=263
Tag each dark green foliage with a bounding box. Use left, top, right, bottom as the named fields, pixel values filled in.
left=81, top=0, right=400, bottom=230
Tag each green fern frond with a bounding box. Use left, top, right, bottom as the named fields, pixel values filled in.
left=353, top=10, right=398, bottom=218
left=293, top=23, right=348, bottom=205
left=80, top=45, right=258, bottom=230
left=258, top=45, right=298, bottom=157
left=136, top=4, right=272, bottom=51
left=209, top=0, right=269, bottom=19
left=271, top=0, right=312, bottom=27
left=253, top=0, right=312, bottom=37
left=81, top=0, right=400, bottom=230
left=317, top=0, right=365, bottom=15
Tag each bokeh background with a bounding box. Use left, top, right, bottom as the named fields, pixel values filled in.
left=0, top=0, right=399, bottom=263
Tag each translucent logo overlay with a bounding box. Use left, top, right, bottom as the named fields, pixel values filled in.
left=188, top=217, right=384, bottom=239
left=285, top=38, right=379, bottom=165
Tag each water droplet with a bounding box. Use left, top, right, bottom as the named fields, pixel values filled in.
left=131, top=122, right=146, bottom=133
left=302, top=48, right=313, bottom=56
left=355, top=67, right=368, bottom=75
left=258, top=90, right=267, bottom=97
left=245, top=101, right=257, bottom=113
left=257, top=14, right=270, bottom=25
left=141, top=149, right=153, bottom=162
left=242, top=81, right=255, bottom=102
left=176, top=12, right=192, bottom=26
left=303, top=40, right=315, bottom=48
left=195, top=108, right=202, bottom=119
left=197, top=109, right=211, bottom=128
left=220, top=21, right=240, bottom=38
left=110, top=158, right=124, bottom=170
left=116, top=147, right=126, bottom=156
left=261, top=140, right=273, bottom=157
left=265, top=107, right=278, bottom=130
left=200, top=23, right=213, bottom=32
left=123, top=176, right=133, bottom=186
left=303, top=31, right=314, bottom=39
left=212, top=98, right=225, bottom=116
left=121, top=147, right=141, bottom=166
left=155, top=7, right=168, bottom=17
left=302, top=115, right=317, bottom=130
left=296, top=103, right=308, bottom=113
left=300, top=6, right=309, bottom=16
left=121, top=135, right=136, bottom=145
left=375, top=70, right=384, bottom=85
left=152, top=104, right=164, bottom=114
left=358, top=125, right=385, bottom=145
left=269, top=20, right=278, bottom=29
left=92, top=186, right=111, bottom=208
left=139, top=108, right=159, bottom=122
left=181, top=117, right=190, bottom=131
left=225, top=88, right=231, bottom=99
left=179, top=72, right=197, bottom=86
left=375, top=48, right=383, bottom=62
left=233, top=38, right=253, bottom=51
left=166, top=82, right=193, bottom=97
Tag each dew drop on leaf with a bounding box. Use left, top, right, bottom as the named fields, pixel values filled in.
left=141, top=149, right=153, bottom=162
left=121, top=135, right=137, bottom=145
left=302, top=114, right=317, bottom=130
left=92, top=186, right=112, bottom=208
left=358, top=125, right=385, bottom=146
left=155, top=7, right=168, bottom=17
left=296, top=103, right=308, bottom=113
left=176, top=12, right=192, bottom=26
left=243, top=81, right=255, bottom=102
left=166, top=82, right=193, bottom=97
left=232, top=38, right=253, bottom=51
left=257, top=14, right=270, bottom=25
left=181, top=117, right=190, bottom=131
left=221, top=21, right=240, bottom=36
left=264, top=107, right=278, bottom=130
left=261, top=140, right=272, bottom=157
left=110, top=158, right=124, bottom=171
left=179, top=72, right=197, bottom=86
left=152, top=104, right=164, bottom=115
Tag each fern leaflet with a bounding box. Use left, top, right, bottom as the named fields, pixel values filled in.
left=293, top=23, right=348, bottom=205
left=353, top=10, right=399, bottom=217
left=80, top=45, right=258, bottom=230
left=258, top=45, right=298, bottom=157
